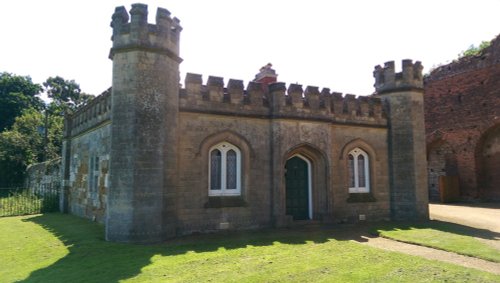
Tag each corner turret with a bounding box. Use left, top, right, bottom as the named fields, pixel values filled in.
left=373, top=59, right=423, bottom=94
left=109, top=4, right=182, bottom=61
left=374, top=59, right=429, bottom=221
left=107, top=4, right=181, bottom=243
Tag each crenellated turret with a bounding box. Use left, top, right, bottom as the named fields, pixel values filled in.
left=107, top=4, right=182, bottom=243
left=373, top=60, right=423, bottom=94
left=109, top=4, right=182, bottom=61
left=374, top=59, right=429, bottom=221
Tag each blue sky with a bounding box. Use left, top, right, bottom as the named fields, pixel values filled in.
left=2, top=0, right=500, bottom=97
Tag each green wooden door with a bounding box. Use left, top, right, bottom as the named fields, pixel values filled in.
left=285, top=156, right=309, bottom=220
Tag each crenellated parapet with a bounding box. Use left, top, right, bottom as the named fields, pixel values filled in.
left=179, top=73, right=386, bottom=127
left=374, top=60, right=423, bottom=94
left=109, top=4, right=182, bottom=62
left=65, top=89, right=112, bottom=137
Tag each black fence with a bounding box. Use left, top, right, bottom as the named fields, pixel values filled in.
left=0, top=186, right=59, bottom=217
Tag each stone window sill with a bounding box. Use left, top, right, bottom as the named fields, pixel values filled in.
left=204, top=196, right=247, bottom=208
left=347, top=193, right=376, bottom=203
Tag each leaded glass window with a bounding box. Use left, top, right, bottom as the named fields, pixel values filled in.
left=348, top=148, right=370, bottom=193
left=210, top=149, right=221, bottom=190
left=348, top=154, right=355, bottom=188
left=358, top=155, right=365, bottom=187
left=226, top=150, right=237, bottom=190
left=209, top=142, right=241, bottom=196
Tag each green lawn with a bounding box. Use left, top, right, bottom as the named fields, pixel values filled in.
left=1, top=214, right=499, bottom=283
left=376, top=221, right=500, bottom=263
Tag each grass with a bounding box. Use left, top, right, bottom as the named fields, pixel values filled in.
left=0, top=214, right=499, bottom=283
left=376, top=221, right=500, bottom=263
left=0, top=188, right=59, bottom=217
left=0, top=190, right=43, bottom=217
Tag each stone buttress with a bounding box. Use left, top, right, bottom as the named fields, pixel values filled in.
left=374, top=60, right=429, bottom=220
left=106, top=4, right=182, bottom=242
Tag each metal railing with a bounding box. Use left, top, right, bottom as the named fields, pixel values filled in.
left=0, top=185, right=59, bottom=217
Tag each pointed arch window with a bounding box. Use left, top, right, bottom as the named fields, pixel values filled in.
left=209, top=142, right=241, bottom=196
left=348, top=148, right=370, bottom=193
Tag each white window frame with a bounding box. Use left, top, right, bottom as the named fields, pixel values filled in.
left=348, top=148, right=370, bottom=193
left=208, top=142, right=241, bottom=196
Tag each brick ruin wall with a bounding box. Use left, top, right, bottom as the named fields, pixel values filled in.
left=425, top=35, right=500, bottom=200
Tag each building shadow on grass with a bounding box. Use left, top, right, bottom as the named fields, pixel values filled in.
left=21, top=213, right=499, bottom=282
left=19, top=214, right=367, bottom=283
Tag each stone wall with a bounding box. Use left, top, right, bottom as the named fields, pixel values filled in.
left=175, top=110, right=391, bottom=234
left=425, top=35, right=500, bottom=200
left=62, top=89, right=112, bottom=222
left=59, top=4, right=429, bottom=242
left=67, top=123, right=111, bottom=222
left=25, top=158, right=61, bottom=191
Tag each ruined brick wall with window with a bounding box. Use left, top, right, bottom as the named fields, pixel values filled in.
left=425, top=35, right=500, bottom=201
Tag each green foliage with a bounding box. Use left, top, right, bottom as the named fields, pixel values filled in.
left=0, top=109, right=63, bottom=186
left=458, top=41, right=491, bottom=58
left=44, top=76, right=93, bottom=115
left=0, top=72, right=90, bottom=186
left=1, top=214, right=499, bottom=282
left=0, top=188, right=59, bottom=217
left=0, top=73, right=43, bottom=132
left=0, top=189, right=42, bottom=217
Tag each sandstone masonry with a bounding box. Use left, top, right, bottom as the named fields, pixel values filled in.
left=59, top=4, right=429, bottom=243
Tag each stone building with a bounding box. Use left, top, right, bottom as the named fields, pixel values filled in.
left=59, top=4, right=428, bottom=243
left=425, top=35, right=500, bottom=202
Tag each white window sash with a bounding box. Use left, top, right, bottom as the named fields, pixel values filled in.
left=209, top=143, right=241, bottom=196
left=348, top=149, right=370, bottom=194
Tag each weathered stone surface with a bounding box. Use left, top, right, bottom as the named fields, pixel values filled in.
left=375, top=60, right=429, bottom=221
left=53, top=4, right=430, bottom=243
left=66, top=123, right=110, bottom=222
left=25, top=159, right=61, bottom=190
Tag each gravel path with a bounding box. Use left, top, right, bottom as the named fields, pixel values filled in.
left=357, top=203, right=500, bottom=275
left=430, top=203, right=500, bottom=233
left=358, top=235, right=500, bottom=275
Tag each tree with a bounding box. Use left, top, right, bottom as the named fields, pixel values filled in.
left=0, top=108, right=63, bottom=187
left=0, top=73, right=43, bottom=132
left=43, top=76, right=93, bottom=115
left=458, top=41, right=491, bottom=59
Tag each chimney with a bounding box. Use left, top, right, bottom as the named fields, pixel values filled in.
left=254, top=63, right=278, bottom=86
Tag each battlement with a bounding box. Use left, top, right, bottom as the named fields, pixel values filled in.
left=109, top=4, right=182, bottom=62
left=373, top=59, right=423, bottom=94
left=65, top=89, right=112, bottom=137
left=180, top=73, right=386, bottom=127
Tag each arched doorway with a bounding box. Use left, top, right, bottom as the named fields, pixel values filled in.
left=477, top=125, right=500, bottom=200
left=427, top=141, right=457, bottom=202
left=285, top=155, right=312, bottom=220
